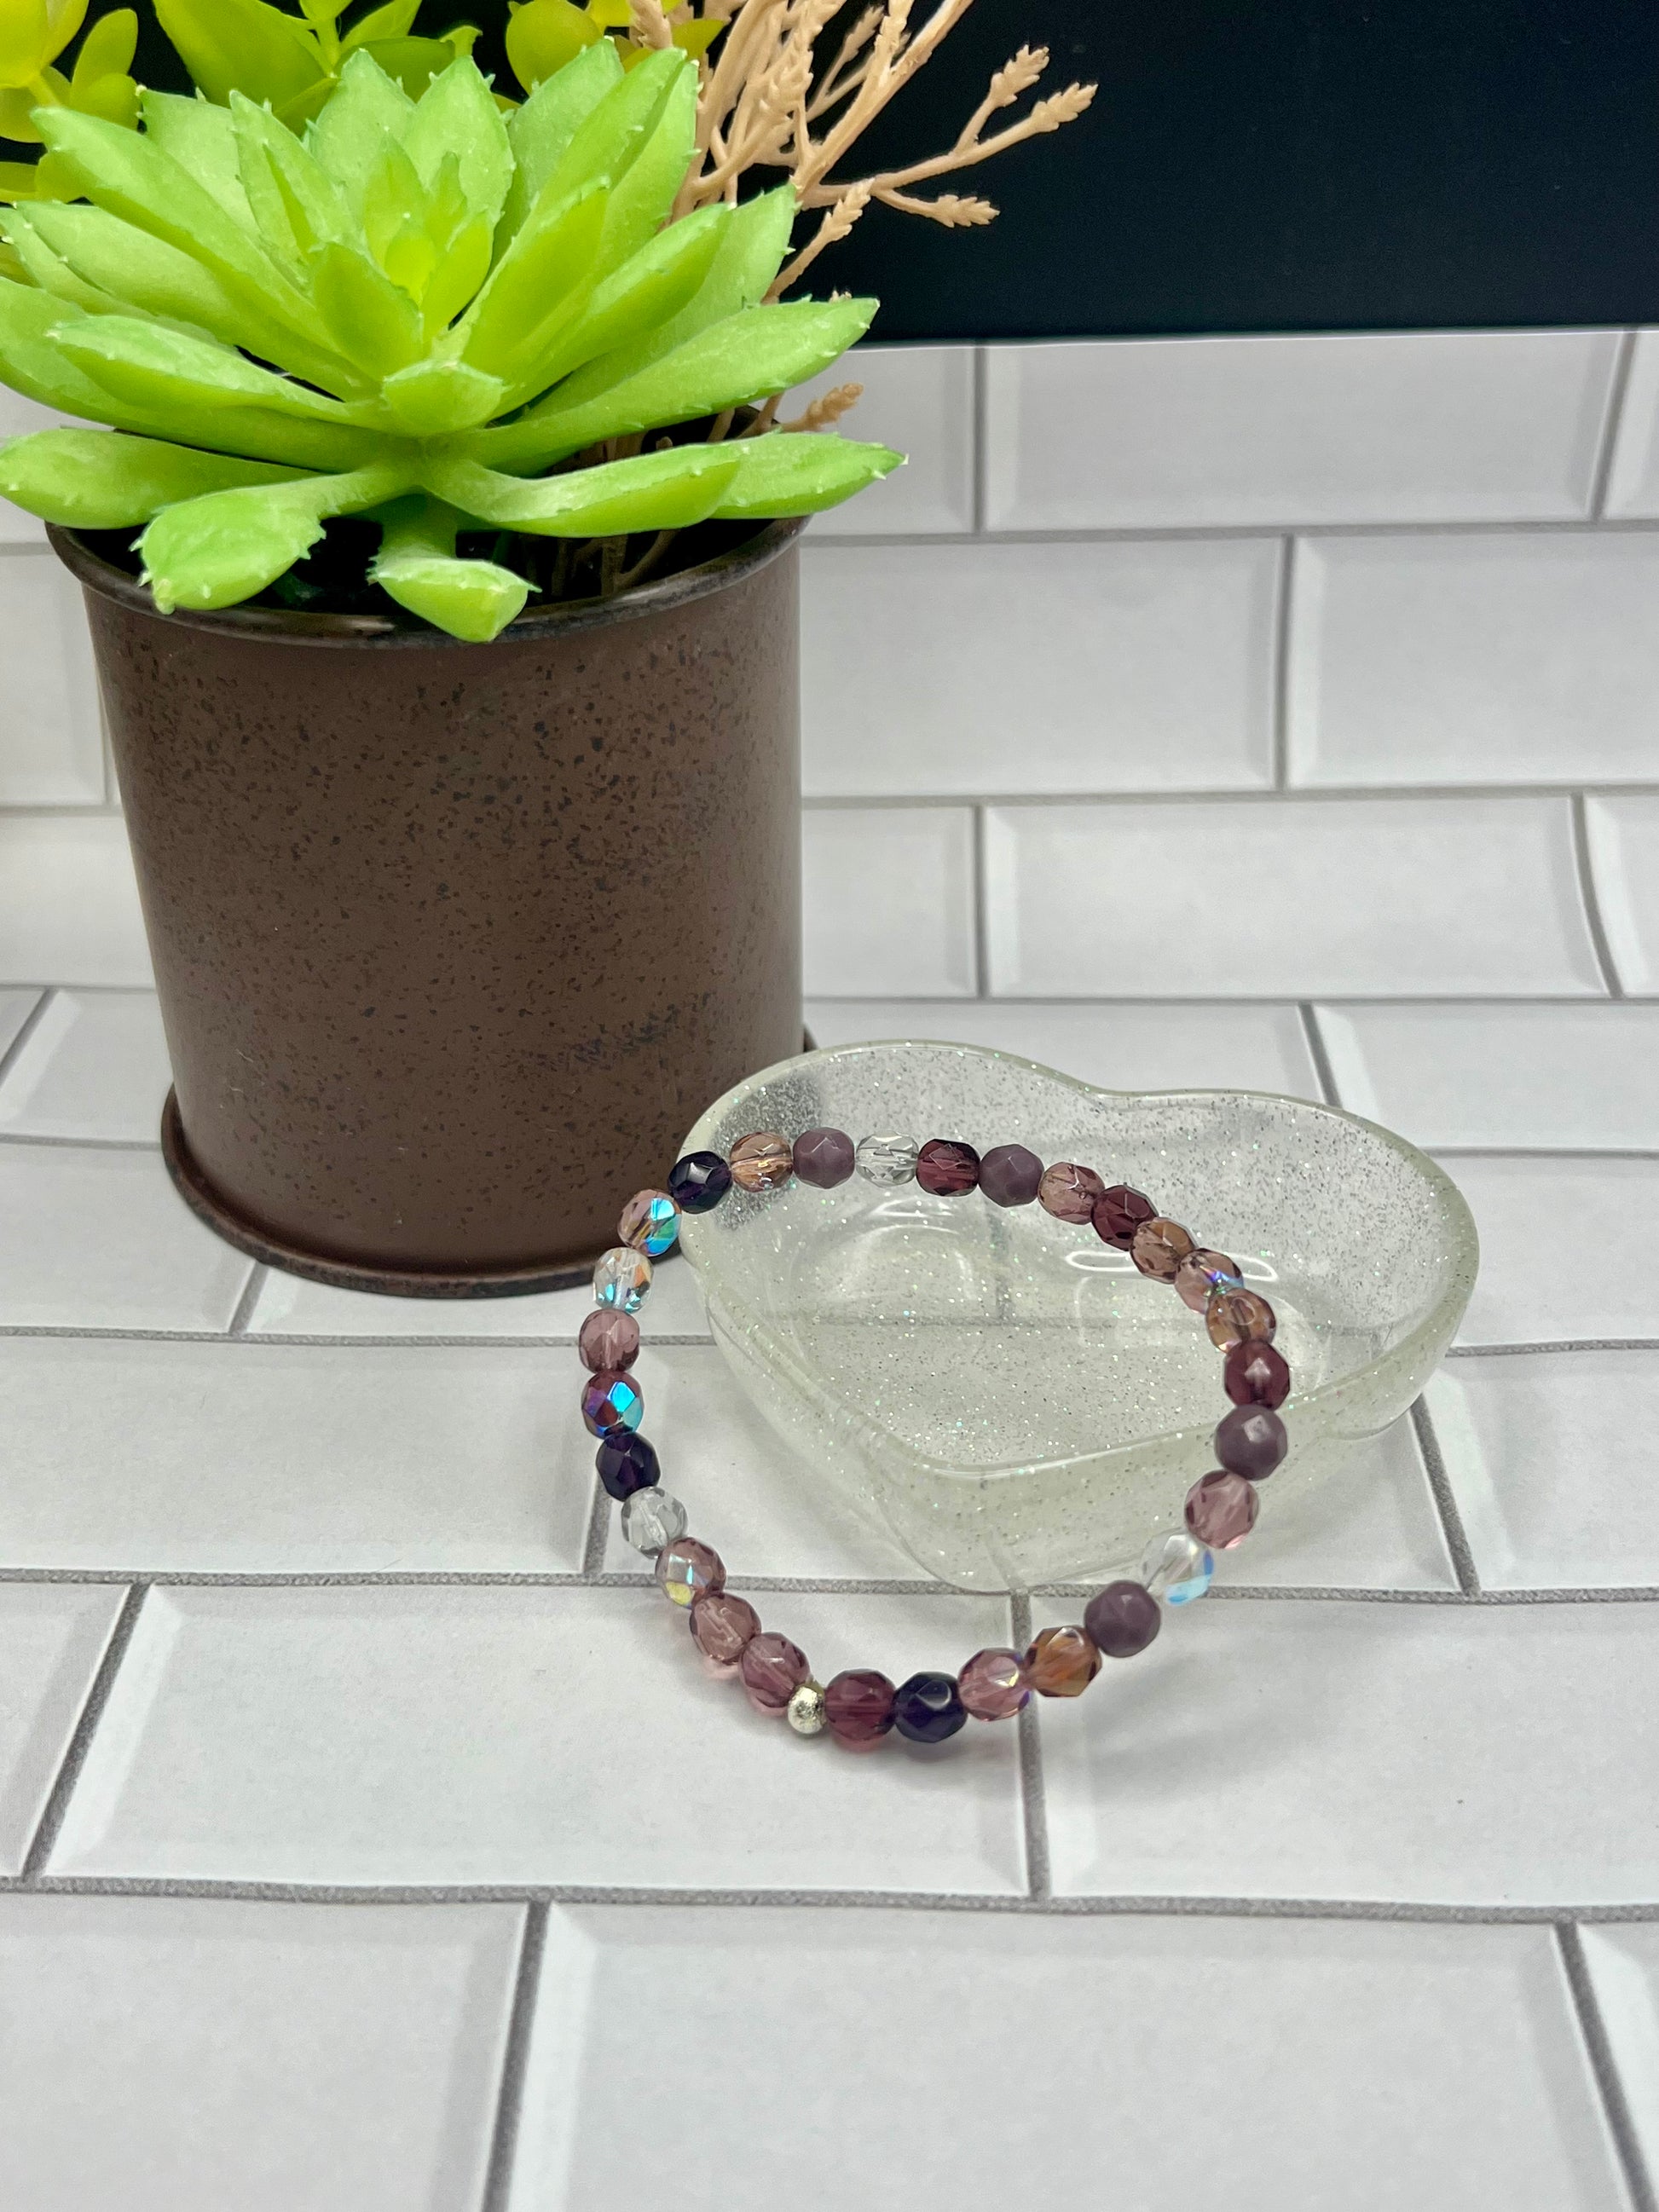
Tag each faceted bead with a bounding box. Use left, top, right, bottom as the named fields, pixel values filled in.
left=1174, top=1248, right=1242, bottom=1313
left=593, top=1245, right=651, bottom=1314
left=824, top=1669, right=896, bottom=1749
left=855, top=1132, right=918, bottom=1186
left=655, top=1536, right=725, bottom=1608
left=1206, top=1285, right=1278, bottom=1350
left=581, top=1368, right=644, bottom=1438
left=916, top=1139, right=980, bottom=1196
left=793, top=1128, right=856, bottom=1188
left=787, top=1680, right=828, bottom=1735
left=1083, top=1580, right=1162, bottom=1659
left=741, top=1631, right=811, bottom=1714
left=1094, top=1183, right=1155, bottom=1250
left=893, top=1672, right=968, bottom=1743
left=1215, top=1404, right=1288, bottom=1481
left=1185, top=1469, right=1259, bottom=1550
left=1038, top=1161, right=1106, bottom=1223
left=596, top=1430, right=660, bottom=1501
left=690, top=1589, right=760, bottom=1678
left=667, top=1151, right=731, bottom=1214
left=1131, top=1216, right=1195, bottom=1281
left=957, top=1647, right=1030, bottom=1720
left=728, top=1131, right=794, bottom=1193
left=1223, top=1339, right=1292, bottom=1408
left=1141, top=1529, right=1214, bottom=1604
left=579, top=1308, right=640, bottom=1374
left=618, top=1187, right=679, bottom=1257
left=1025, top=1625, right=1102, bottom=1698
left=980, top=1143, right=1044, bottom=1207
left=621, top=1484, right=685, bottom=1555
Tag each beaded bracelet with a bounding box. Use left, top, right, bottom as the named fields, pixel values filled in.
left=577, top=1128, right=1292, bottom=1752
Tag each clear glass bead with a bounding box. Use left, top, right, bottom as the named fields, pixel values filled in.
left=593, top=1245, right=651, bottom=1313
left=1139, top=1529, right=1214, bottom=1605
left=856, top=1133, right=919, bottom=1186
left=621, top=1486, right=687, bottom=1556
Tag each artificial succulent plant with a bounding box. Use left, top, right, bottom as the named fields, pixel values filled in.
left=0, top=41, right=899, bottom=638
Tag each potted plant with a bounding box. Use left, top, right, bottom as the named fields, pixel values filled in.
left=0, top=0, right=1092, bottom=1292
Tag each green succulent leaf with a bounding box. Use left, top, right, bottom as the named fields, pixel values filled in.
left=340, top=0, right=423, bottom=52
left=304, top=47, right=413, bottom=199
left=1, top=207, right=124, bottom=315
left=140, top=454, right=413, bottom=611
left=230, top=90, right=352, bottom=272
left=72, top=8, right=138, bottom=85
left=14, top=202, right=235, bottom=338
left=0, top=424, right=305, bottom=525
left=379, top=353, right=501, bottom=434
left=591, top=45, right=695, bottom=270
left=499, top=36, right=620, bottom=246
left=476, top=296, right=877, bottom=471
left=137, top=90, right=253, bottom=222
left=540, top=43, right=684, bottom=214
left=424, top=442, right=743, bottom=537
left=401, top=50, right=511, bottom=230
left=153, top=0, right=325, bottom=111
left=307, top=240, right=421, bottom=375
left=370, top=491, right=527, bottom=639
left=505, top=0, right=601, bottom=95
left=458, top=176, right=606, bottom=379
left=703, top=430, right=902, bottom=517
left=53, top=310, right=356, bottom=421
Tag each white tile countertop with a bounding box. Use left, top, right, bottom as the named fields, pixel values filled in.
left=0, top=961, right=1655, bottom=2209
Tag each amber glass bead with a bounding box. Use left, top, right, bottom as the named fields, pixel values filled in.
left=1206, top=1285, right=1278, bottom=1349
left=1174, top=1248, right=1241, bottom=1313
left=729, top=1131, right=794, bottom=1193
left=1038, top=1162, right=1106, bottom=1223
left=690, top=1590, right=760, bottom=1678
left=916, top=1138, right=980, bottom=1195
left=1224, top=1339, right=1292, bottom=1407
left=824, top=1669, right=896, bottom=1750
left=1185, top=1469, right=1259, bottom=1550
left=1093, top=1184, right=1155, bottom=1250
left=1025, top=1625, right=1102, bottom=1697
left=1131, top=1216, right=1195, bottom=1281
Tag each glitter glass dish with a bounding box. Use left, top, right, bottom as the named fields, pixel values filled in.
left=678, top=1041, right=1479, bottom=1594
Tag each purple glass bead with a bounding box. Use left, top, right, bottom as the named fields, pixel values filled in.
left=893, top=1672, right=968, bottom=1744
left=1093, top=1184, right=1155, bottom=1250
left=690, top=1590, right=761, bottom=1678
left=1185, top=1469, right=1259, bottom=1551
left=667, top=1151, right=731, bottom=1214
left=740, top=1632, right=811, bottom=1715
left=824, top=1669, right=897, bottom=1750
left=957, top=1648, right=1030, bottom=1720
left=979, top=1144, right=1043, bottom=1207
left=1215, top=1404, right=1288, bottom=1480
left=578, top=1308, right=640, bottom=1374
left=581, top=1368, right=644, bottom=1437
left=1038, top=1162, right=1107, bottom=1223
left=1083, top=1580, right=1162, bottom=1659
left=595, top=1430, right=660, bottom=1501
left=916, top=1138, right=980, bottom=1195
left=1224, top=1340, right=1292, bottom=1409
left=793, top=1128, right=856, bottom=1188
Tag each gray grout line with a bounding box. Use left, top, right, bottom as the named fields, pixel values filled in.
left=1296, top=1002, right=1342, bottom=1105
left=9, top=1873, right=1659, bottom=1924
left=970, top=803, right=991, bottom=999
left=0, top=1129, right=161, bottom=1151
left=806, top=515, right=1659, bottom=547
left=1410, top=1396, right=1482, bottom=1596
left=804, top=989, right=1658, bottom=1007
left=479, top=1900, right=549, bottom=2212
left=1448, top=1338, right=1659, bottom=1358
left=1573, top=792, right=1627, bottom=998
left=580, top=1476, right=612, bottom=1577
left=225, top=1265, right=268, bottom=1338
left=1434, top=1145, right=1659, bottom=1161
left=1557, top=1920, right=1659, bottom=2212
left=19, top=1582, right=147, bottom=1883
left=1589, top=331, right=1640, bottom=523
left=1269, top=535, right=1295, bottom=788
left=0, top=985, right=53, bottom=1091
left=969, top=344, right=988, bottom=534
left=801, top=781, right=1659, bottom=811
left=1007, top=1591, right=1050, bottom=1901
left=0, top=1324, right=715, bottom=1349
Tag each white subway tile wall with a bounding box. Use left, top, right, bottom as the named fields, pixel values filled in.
left=3, top=330, right=1658, bottom=2208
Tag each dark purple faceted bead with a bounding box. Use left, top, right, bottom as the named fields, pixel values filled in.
left=980, top=1143, right=1044, bottom=1207
left=667, top=1151, right=731, bottom=1214
left=1083, top=1580, right=1162, bottom=1659
left=596, top=1431, right=661, bottom=1501
left=916, top=1138, right=980, bottom=1195
left=1223, top=1340, right=1292, bottom=1409
left=793, top=1127, right=856, bottom=1188
left=892, top=1672, right=968, bottom=1744
left=1214, top=1404, right=1288, bottom=1481
left=1093, top=1184, right=1155, bottom=1250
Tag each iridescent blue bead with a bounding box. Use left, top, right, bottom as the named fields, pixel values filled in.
left=597, top=1430, right=660, bottom=1501
left=892, top=1672, right=968, bottom=1744
left=1139, top=1530, right=1214, bottom=1605
left=619, top=1187, right=679, bottom=1257
left=667, top=1152, right=731, bottom=1214
left=582, top=1368, right=645, bottom=1437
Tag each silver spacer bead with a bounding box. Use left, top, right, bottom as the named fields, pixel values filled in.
left=786, top=1679, right=828, bottom=1736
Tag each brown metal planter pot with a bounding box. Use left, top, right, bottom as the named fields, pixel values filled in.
left=51, top=520, right=805, bottom=1296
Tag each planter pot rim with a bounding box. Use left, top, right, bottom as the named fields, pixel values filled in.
left=49, top=513, right=805, bottom=649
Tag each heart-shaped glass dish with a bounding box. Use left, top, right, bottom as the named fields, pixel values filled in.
left=679, top=1041, right=1478, bottom=1593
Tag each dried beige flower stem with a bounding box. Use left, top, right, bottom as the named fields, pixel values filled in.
left=766, top=176, right=870, bottom=298
left=629, top=0, right=675, bottom=49
left=776, top=379, right=862, bottom=432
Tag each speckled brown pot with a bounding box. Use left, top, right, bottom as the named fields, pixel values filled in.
left=51, top=521, right=805, bottom=1293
